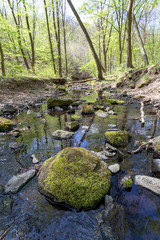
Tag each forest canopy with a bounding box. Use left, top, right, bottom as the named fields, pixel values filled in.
left=0, top=0, right=160, bottom=79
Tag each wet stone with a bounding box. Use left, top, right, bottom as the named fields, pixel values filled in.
left=66, top=121, right=79, bottom=131
left=135, top=175, right=160, bottom=195
left=108, top=164, right=120, bottom=174
left=52, top=130, right=74, bottom=140
left=9, top=142, right=24, bottom=151
left=4, top=169, right=36, bottom=194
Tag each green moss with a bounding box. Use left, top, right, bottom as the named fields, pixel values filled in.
left=138, top=78, right=151, bottom=88
left=116, top=100, right=125, bottom=105
left=81, top=104, right=94, bottom=114
left=105, top=130, right=130, bottom=147
left=0, top=117, right=14, bottom=131
left=47, top=97, right=73, bottom=108
left=71, top=115, right=81, bottom=121
left=58, top=85, right=66, bottom=91
left=105, top=99, right=116, bottom=105
left=123, top=179, right=133, bottom=188
left=66, top=121, right=79, bottom=131
left=38, top=147, right=111, bottom=210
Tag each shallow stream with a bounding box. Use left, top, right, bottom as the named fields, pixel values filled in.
left=0, top=90, right=160, bottom=240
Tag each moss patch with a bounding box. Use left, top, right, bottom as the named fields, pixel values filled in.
left=71, top=115, right=81, bottom=121
left=81, top=104, right=94, bottom=114
left=105, top=130, right=130, bottom=147
left=47, top=97, right=73, bottom=108
left=38, top=147, right=111, bottom=210
left=0, top=117, right=14, bottom=131
left=123, top=179, right=133, bottom=188
left=138, top=78, right=151, bottom=88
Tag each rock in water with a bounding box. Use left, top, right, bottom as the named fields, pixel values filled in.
left=135, top=175, right=160, bottom=195
left=108, top=164, right=120, bottom=174
left=81, top=104, right=94, bottom=114
left=47, top=97, right=73, bottom=108
left=38, top=147, right=111, bottom=210
left=52, top=130, right=74, bottom=139
left=105, top=130, right=130, bottom=147
left=0, top=117, right=14, bottom=131
left=4, top=169, right=36, bottom=194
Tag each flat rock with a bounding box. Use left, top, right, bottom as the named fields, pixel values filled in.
left=52, top=130, right=74, bottom=140
left=4, top=169, right=36, bottom=194
left=108, top=164, right=120, bottom=174
left=135, top=175, right=160, bottom=195
left=95, top=110, right=108, bottom=118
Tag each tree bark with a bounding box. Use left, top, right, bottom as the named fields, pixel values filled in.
left=22, top=0, right=35, bottom=72
left=7, top=0, right=30, bottom=70
left=44, top=0, right=56, bottom=74
left=0, top=41, right=6, bottom=76
left=133, top=14, right=149, bottom=66
left=126, top=0, right=134, bottom=68
left=62, top=0, right=68, bottom=76
left=67, top=0, right=103, bottom=80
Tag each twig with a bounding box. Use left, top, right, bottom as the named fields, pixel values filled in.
left=0, top=223, right=14, bottom=240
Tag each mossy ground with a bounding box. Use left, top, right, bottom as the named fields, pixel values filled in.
left=105, top=130, right=130, bottom=147
left=0, top=117, right=14, bottom=131
left=38, top=147, right=111, bottom=210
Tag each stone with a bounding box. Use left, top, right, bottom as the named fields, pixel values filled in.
left=52, top=130, right=74, bottom=140
left=108, top=124, right=117, bottom=129
left=71, top=115, right=81, bottom=121
left=38, top=147, right=111, bottom=210
left=31, top=153, right=41, bottom=164
left=105, top=130, right=130, bottom=147
left=120, top=175, right=133, bottom=190
left=95, top=110, right=108, bottom=118
left=151, top=159, right=160, bottom=174
left=0, top=117, right=14, bottom=131
left=57, top=85, right=66, bottom=91
left=81, top=104, right=94, bottom=114
left=105, top=143, right=117, bottom=152
left=138, top=77, right=151, bottom=88
left=135, top=175, right=160, bottom=195
left=4, top=169, right=36, bottom=194
left=153, top=136, right=160, bottom=156
left=66, top=121, right=79, bottom=131
left=54, top=106, right=63, bottom=111
left=9, top=142, right=24, bottom=151
left=108, top=164, right=120, bottom=174
left=47, top=97, right=73, bottom=108
left=2, top=104, right=17, bottom=115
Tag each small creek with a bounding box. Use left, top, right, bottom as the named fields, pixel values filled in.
left=0, top=89, right=160, bottom=240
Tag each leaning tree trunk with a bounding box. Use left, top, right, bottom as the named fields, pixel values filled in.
left=126, top=0, right=134, bottom=68
left=133, top=14, right=149, bottom=66
left=67, top=0, right=103, bottom=80
left=0, top=41, right=6, bottom=76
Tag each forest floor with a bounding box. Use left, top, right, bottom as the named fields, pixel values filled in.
left=0, top=66, right=160, bottom=113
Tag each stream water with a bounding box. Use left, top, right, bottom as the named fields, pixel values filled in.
left=0, top=90, right=160, bottom=240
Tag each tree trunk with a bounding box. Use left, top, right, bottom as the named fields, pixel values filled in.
left=0, top=41, right=6, bottom=76
left=126, top=0, right=134, bottom=68
left=67, top=0, right=103, bottom=80
left=133, top=14, right=149, bottom=66
left=56, top=0, right=62, bottom=77
left=44, top=0, right=56, bottom=74
left=7, top=0, right=30, bottom=70
left=22, top=0, right=35, bottom=72
left=62, top=0, right=68, bottom=76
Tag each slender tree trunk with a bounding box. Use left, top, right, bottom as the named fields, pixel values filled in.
left=67, top=0, right=103, bottom=80
left=7, top=0, right=30, bottom=70
left=133, top=14, right=149, bottom=66
left=56, top=0, right=62, bottom=77
left=0, top=41, right=6, bottom=76
left=62, top=0, right=68, bottom=76
left=44, top=0, right=56, bottom=74
left=22, top=0, right=35, bottom=72
left=126, top=0, right=134, bottom=68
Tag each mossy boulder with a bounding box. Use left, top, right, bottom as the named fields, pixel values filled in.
left=66, top=121, right=79, bottom=131
left=47, top=97, right=73, bottom=108
left=71, top=115, right=81, bottom=121
left=38, top=147, right=111, bottom=210
left=57, top=85, right=66, bottom=91
left=0, top=117, right=14, bottom=131
left=81, top=104, right=94, bottom=114
left=105, top=130, right=130, bottom=147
